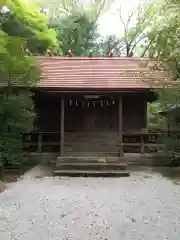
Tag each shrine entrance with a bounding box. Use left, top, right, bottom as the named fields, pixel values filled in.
left=34, top=90, right=148, bottom=157
left=65, top=96, right=118, bottom=133
left=63, top=95, right=121, bottom=157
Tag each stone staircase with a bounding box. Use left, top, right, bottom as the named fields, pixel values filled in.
left=53, top=157, right=130, bottom=177
left=64, top=132, right=120, bottom=157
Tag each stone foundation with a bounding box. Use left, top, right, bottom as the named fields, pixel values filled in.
left=28, top=152, right=172, bottom=167
left=28, top=153, right=58, bottom=165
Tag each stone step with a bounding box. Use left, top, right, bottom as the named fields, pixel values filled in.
left=53, top=169, right=130, bottom=177
left=57, top=162, right=127, bottom=168
left=64, top=147, right=119, bottom=151
left=56, top=157, right=141, bottom=167
left=56, top=162, right=128, bottom=171
left=64, top=152, right=119, bottom=157
left=57, top=156, right=128, bottom=161
left=56, top=156, right=140, bottom=163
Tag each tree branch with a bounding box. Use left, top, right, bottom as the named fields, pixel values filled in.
left=141, top=39, right=154, bottom=57
left=130, top=34, right=146, bottom=53
left=118, top=6, right=130, bottom=56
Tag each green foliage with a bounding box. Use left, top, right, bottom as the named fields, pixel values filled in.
left=0, top=35, right=38, bottom=165
left=144, top=0, right=180, bottom=110
left=141, top=0, right=180, bottom=62
left=1, top=0, right=57, bottom=42
left=0, top=39, right=37, bottom=165
left=0, top=0, right=58, bottom=54
left=0, top=93, right=35, bottom=133
left=147, top=102, right=167, bottom=132
left=0, top=92, right=35, bottom=165
left=39, top=0, right=112, bottom=21
left=138, top=0, right=180, bottom=156
left=39, top=0, right=113, bottom=56
left=94, top=35, right=123, bottom=56
left=0, top=0, right=57, bottom=166
left=50, top=12, right=99, bottom=56
left=117, top=3, right=155, bottom=57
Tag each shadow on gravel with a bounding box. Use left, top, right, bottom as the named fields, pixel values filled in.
left=152, top=167, right=180, bottom=183
left=19, top=165, right=54, bottom=180
left=0, top=165, right=54, bottom=194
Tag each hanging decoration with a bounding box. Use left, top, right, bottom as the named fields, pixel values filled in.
left=69, top=100, right=72, bottom=106
left=67, top=99, right=116, bottom=107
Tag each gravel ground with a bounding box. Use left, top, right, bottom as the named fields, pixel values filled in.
left=0, top=169, right=180, bottom=240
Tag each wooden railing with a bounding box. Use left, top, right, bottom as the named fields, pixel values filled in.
left=22, top=132, right=168, bottom=154
left=22, top=132, right=61, bottom=153
left=123, top=132, right=166, bottom=153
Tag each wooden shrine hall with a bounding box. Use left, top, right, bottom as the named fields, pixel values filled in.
left=24, top=55, right=170, bottom=165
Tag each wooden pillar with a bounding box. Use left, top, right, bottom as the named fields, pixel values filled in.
left=144, top=100, right=147, bottom=129
left=141, top=98, right=147, bottom=153
left=60, top=97, right=65, bottom=156
left=167, top=111, right=170, bottom=134
left=37, top=133, right=42, bottom=153
left=140, top=134, right=145, bottom=153
left=119, top=96, right=124, bottom=157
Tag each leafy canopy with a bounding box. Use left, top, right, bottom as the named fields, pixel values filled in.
left=0, top=0, right=57, bottom=165
left=0, top=0, right=58, bottom=54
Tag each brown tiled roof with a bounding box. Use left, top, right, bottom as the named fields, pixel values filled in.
left=37, top=56, right=170, bottom=89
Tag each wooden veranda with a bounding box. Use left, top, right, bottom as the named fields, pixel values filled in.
left=23, top=131, right=165, bottom=155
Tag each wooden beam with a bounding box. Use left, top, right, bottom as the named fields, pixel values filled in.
left=118, top=96, right=124, bottom=157
left=60, top=96, right=65, bottom=156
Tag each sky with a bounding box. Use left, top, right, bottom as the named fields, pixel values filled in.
left=98, top=0, right=142, bottom=36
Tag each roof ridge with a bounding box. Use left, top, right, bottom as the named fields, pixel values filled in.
left=36, top=56, right=149, bottom=61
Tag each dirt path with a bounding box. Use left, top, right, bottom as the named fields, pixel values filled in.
left=0, top=167, right=180, bottom=240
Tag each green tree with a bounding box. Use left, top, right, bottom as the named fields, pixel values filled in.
left=95, top=2, right=157, bottom=57
left=0, top=0, right=57, bottom=166
left=50, top=11, right=99, bottom=56
left=0, top=0, right=57, bottom=54
left=39, top=0, right=112, bottom=21
left=39, top=0, right=112, bottom=56
left=137, top=0, right=180, bottom=158
left=140, top=0, right=180, bottom=111
left=94, top=35, right=123, bottom=56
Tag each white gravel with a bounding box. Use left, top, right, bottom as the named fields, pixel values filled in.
left=0, top=171, right=180, bottom=240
